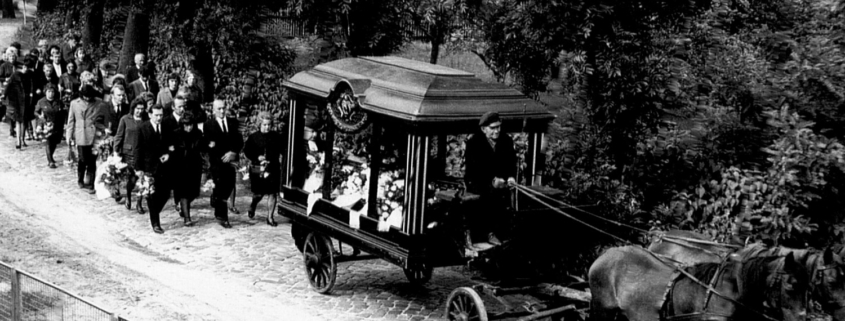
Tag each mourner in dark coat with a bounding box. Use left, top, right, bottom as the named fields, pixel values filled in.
left=135, top=104, right=174, bottom=234
left=34, top=84, right=65, bottom=168
left=243, top=112, right=284, bottom=226
left=171, top=111, right=205, bottom=226
left=5, top=56, right=38, bottom=149
left=115, top=99, right=148, bottom=214
left=463, top=111, right=517, bottom=245
left=124, top=53, right=146, bottom=85
left=0, top=50, right=16, bottom=131
left=204, top=99, right=243, bottom=228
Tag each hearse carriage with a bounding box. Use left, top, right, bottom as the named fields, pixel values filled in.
left=278, top=56, right=563, bottom=294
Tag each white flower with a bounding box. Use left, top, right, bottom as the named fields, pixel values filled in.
left=308, top=140, right=319, bottom=152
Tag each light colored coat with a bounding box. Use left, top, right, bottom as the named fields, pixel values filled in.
left=66, top=97, right=107, bottom=146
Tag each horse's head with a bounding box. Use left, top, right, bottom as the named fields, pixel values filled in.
left=815, top=247, right=845, bottom=321
left=773, top=252, right=810, bottom=321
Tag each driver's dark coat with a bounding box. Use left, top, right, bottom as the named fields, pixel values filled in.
left=464, top=132, right=517, bottom=195
left=135, top=121, right=173, bottom=175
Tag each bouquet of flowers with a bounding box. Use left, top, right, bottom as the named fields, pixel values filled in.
left=99, top=154, right=130, bottom=187
left=135, top=174, right=155, bottom=197
left=376, top=169, right=405, bottom=230
left=238, top=165, right=250, bottom=181
left=92, top=133, right=113, bottom=160
left=201, top=179, right=216, bottom=193
left=34, top=121, right=53, bottom=142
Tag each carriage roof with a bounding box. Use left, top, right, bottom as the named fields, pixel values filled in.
left=282, top=56, right=555, bottom=131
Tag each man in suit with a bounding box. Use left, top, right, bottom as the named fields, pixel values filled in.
left=135, top=104, right=173, bottom=234
left=60, top=33, right=80, bottom=64
left=102, top=85, right=129, bottom=135
left=204, top=99, right=243, bottom=228
left=66, top=85, right=108, bottom=193
left=128, top=64, right=159, bottom=103
left=124, top=53, right=145, bottom=84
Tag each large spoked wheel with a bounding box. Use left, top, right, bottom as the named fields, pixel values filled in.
left=291, top=223, right=309, bottom=252
left=302, top=232, right=337, bottom=294
left=445, top=287, right=488, bottom=321
left=403, top=265, right=433, bottom=285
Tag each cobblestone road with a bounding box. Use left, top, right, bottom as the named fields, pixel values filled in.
left=0, top=123, right=484, bottom=321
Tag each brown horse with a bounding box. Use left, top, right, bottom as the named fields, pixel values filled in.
left=589, top=245, right=809, bottom=321
left=649, top=230, right=845, bottom=320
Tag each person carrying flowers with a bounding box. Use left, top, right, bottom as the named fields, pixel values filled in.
left=34, top=83, right=65, bottom=168
left=243, top=112, right=285, bottom=226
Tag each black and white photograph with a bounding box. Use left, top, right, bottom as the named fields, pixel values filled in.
left=1, top=0, right=845, bottom=320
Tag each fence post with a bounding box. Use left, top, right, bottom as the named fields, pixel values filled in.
left=10, top=267, right=20, bottom=321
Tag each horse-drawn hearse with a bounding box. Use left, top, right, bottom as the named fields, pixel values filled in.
left=277, top=56, right=841, bottom=321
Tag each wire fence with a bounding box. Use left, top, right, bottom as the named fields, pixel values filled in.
left=0, top=261, right=124, bottom=321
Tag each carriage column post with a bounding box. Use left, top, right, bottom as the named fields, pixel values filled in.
left=403, top=134, right=430, bottom=235
left=283, top=97, right=302, bottom=187
left=526, top=132, right=544, bottom=186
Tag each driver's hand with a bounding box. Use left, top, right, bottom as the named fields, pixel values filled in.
left=492, top=178, right=506, bottom=189
left=222, top=151, right=236, bottom=163
left=507, top=177, right=517, bottom=187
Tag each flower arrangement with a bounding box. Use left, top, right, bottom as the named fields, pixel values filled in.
left=336, top=164, right=369, bottom=198
left=135, top=174, right=155, bottom=197
left=99, top=154, right=131, bottom=188
left=201, top=179, right=216, bottom=193
left=376, top=169, right=405, bottom=224
left=238, top=165, right=250, bottom=181
left=34, top=121, right=53, bottom=142
left=92, top=130, right=112, bottom=159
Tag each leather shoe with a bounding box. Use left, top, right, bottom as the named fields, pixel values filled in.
left=84, top=187, right=95, bottom=195
left=218, top=220, right=232, bottom=228
left=183, top=220, right=194, bottom=227
left=153, top=226, right=164, bottom=234
left=229, top=205, right=240, bottom=215
left=247, top=209, right=255, bottom=219
left=266, top=217, right=277, bottom=227
left=125, top=200, right=132, bottom=210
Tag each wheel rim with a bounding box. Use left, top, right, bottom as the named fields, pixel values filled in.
left=302, top=233, right=336, bottom=294
left=445, top=287, right=487, bottom=321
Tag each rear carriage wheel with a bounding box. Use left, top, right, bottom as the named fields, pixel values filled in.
left=302, top=232, right=337, bottom=294
left=403, top=265, right=433, bottom=285
left=445, top=287, right=488, bottom=321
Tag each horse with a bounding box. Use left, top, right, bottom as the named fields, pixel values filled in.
left=588, top=245, right=809, bottom=321
left=649, top=230, right=845, bottom=320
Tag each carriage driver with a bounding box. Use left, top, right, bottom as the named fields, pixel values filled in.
left=464, top=111, right=517, bottom=246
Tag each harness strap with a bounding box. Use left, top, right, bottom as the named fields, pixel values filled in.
left=637, top=246, right=782, bottom=321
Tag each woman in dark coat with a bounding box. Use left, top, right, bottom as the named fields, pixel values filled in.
left=5, top=56, right=37, bottom=149
left=243, top=112, right=284, bottom=226
left=34, top=83, right=65, bottom=168
left=1, top=48, right=18, bottom=133
left=171, top=109, right=205, bottom=226
left=59, top=60, right=81, bottom=103
left=115, top=98, right=148, bottom=214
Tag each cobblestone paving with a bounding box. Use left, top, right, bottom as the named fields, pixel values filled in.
left=0, top=124, right=485, bottom=321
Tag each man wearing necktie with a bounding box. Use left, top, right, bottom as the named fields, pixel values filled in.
left=204, top=99, right=243, bottom=228
left=136, top=105, right=173, bottom=234
left=128, top=64, right=159, bottom=103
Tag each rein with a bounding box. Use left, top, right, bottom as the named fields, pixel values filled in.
left=514, top=185, right=786, bottom=321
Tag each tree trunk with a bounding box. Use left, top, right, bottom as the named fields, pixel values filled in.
left=429, top=38, right=441, bottom=64
left=39, top=0, right=58, bottom=13
left=2, top=0, right=15, bottom=19
left=82, top=0, right=105, bottom=47
left=118, top=12, right=150, bottom=74
left=64, top=7, right=79, bottom=29
left=189, top=44, right=215, bottom=103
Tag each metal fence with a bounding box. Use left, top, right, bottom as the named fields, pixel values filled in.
left=0, top=261, right=124, bottom=321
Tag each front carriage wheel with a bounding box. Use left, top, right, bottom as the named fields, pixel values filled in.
left=445, top=287, right=488, bottom=321
left=302, top=232, right=337, bottom=294
left=403, top=265, right=433, bottom=285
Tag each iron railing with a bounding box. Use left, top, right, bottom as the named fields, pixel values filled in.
left=0, top=261, right=124, bottom=321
